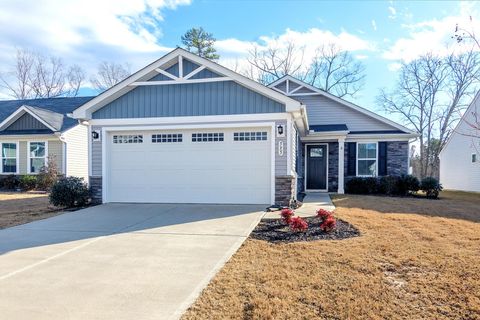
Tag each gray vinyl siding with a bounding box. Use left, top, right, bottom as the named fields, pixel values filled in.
left=294, top=95, right=397, bottom=131
left=92, top=81, right=286, bottom=119
left=19, top=141, right=27, bottom=173
left=48, top=140, right=63, bottom=172
left=5, top=113, right=50, bottom=131
left=63, top=125, right=88, bottom=180
left=90, top=120, right=289, bottom=177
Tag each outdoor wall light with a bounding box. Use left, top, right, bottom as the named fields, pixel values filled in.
left=276, top=124, right=285, bottom=137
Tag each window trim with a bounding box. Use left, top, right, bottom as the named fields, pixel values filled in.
left=27, top=141, right=48, bottom=174
left=0, top=141, right=19, bottom=175
left=356, top=141, right=378, bottom=177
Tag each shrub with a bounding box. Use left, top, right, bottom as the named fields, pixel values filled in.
left=320, top=216, right=336, bottom=232
left=49, top=177, right=90, bottom=208
left=37, top=156, right=60, bottom=191
left=420, top=177, right=442, bottom=199
left=345, top=177, right=378, bottom=194
left=2, top=175, right=19, bottom=190
left=289, top=216, right=308, bottom=232
left=280, top=208, right=294, bottom=224
left=396, top=175, right=420, bottom=196
left=316, top=208, right=332, bottom=220
left=377, top=176, right=397, bottom=195
left=19, top=175, right=37, bottom=191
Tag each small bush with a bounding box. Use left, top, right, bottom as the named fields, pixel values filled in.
left=289, top=216, right=308, bottom=232
left=396, top=175, right=420, bottom=196
left=420, top=177, right=442, bottom=199
left=2, top=175, right=19, bottom=190
left=320, top=216, right=336, bottom=232
left=37, top=156, right=60, bottom=191
left=377, top=176, right=397, bottom=195
left=316, top=208, right=332, bottom=220
left=280, top=208, right=294, bottom=224
left=49, top=177, right=89, bottom=208
left=19, top=175, right=37, bottom=191
left=345, top=177, right=378, bottom=194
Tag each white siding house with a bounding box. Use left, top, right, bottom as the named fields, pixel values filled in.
left=440, top=93, right=480, bottom=192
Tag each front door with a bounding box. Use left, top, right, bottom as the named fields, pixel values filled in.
left=306, top=145, right=327, bottom=190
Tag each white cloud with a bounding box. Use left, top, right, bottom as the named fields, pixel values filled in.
left=355, top=54, right=369, bottom=60
left=383, top=6, right=480, bottom=62
left=372, top=20, right=377, bottom=31
left=388, top=6, right=397, bottom=19
left=387, top=62, right=402, bottom=72
left=0, top=0, right=191, bottom=73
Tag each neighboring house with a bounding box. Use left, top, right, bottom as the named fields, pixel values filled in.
left=0, top=97, right=93, bottom=182
left=440, top=92, right=480, bottom=192
left=70, top=48, right=417, bottom=205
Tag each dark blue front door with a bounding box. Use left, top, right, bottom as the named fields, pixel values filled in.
left=306, top=145, right=327, bottom=190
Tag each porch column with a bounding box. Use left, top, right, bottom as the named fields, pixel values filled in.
left=338, top=137, right=345, bottom=194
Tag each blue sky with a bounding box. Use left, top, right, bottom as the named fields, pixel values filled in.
left=0, top=0, right=478, bottom=118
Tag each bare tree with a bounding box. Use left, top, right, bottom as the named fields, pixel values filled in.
left=90, top=61, right=131, bottom=92
left=377, top=51, right=480, bottom=178
left=305, top=44, right=365, bottom=98
left=0, top=48, right=86, bottom=99
left=246, top=41, right=306, bottom=85
left=246, top=41, right=365, bottom=98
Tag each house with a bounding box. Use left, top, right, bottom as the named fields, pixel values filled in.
left=440, top=92, right=480, bottom=192
left=0, top=97, right=92, bottom=182
left=70, top=48, right=417, bottom=205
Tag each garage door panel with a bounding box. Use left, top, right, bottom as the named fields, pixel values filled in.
left=107, top=128, right=272, bottom=204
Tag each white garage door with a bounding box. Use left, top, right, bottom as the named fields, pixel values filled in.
left=106, top=127, right=272, bottom=204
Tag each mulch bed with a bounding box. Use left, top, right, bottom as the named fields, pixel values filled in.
left=251, top=216, right=360, bottom=243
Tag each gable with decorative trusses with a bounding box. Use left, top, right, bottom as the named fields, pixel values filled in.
left=72, top=48, right=302, bottom=120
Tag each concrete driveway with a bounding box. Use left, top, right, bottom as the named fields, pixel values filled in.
left=0, top=203, right=265, bottom=320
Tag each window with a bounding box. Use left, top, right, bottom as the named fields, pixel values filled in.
left=1, top=143, right=17, bottom=173
left=113, top=135, right=143, bottom=144
left=29, top=142, right=46, bottom=173
left=309, top=147, right=324, bottom=158
left=357, top=142, right=377, bottom=176
left=233, top=131, right=268, bottom=141
left=152, top=134, right=182, bottom=143
left=473, top=153, right=477, bottom=163
left=192, top=133, right=224, bottom=142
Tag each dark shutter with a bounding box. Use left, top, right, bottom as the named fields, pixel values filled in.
left=378, top=142, right=388, bottom=176
left=347, top=142, right=356, bottom=176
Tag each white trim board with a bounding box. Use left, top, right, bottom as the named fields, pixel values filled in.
left=72, top=48, right=302, bottom=119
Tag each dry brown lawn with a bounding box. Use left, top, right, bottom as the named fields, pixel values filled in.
left=0, top=192, right=63, bottom=229
left=183, top=191, right=480, bottom=320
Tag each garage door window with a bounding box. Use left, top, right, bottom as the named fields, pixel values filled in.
left=113, top=135, right=143, bottom=144
left=234, top=131, right=268, bottom=141
left=152, top=134, right=182, bottom=143
left=192, top=133, right=224, bottom=142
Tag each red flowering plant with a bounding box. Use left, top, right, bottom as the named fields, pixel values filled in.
left=320, top=215, right=336, bottom=232
left=316, top=208, right=336, bottom=233
left=280, top=208, right=294, bottom=224
left=289, top=216, right=308, bottom=232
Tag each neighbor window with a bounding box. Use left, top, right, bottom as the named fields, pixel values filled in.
left=357, top=142, right=377, bottom=176
left=473, top=153, right=477, bottom=163
left=29, top=142, right=46, bottom=173
left=1, top=143, right=17, bottom=173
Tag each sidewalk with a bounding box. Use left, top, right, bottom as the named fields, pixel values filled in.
left=264, top=193, right=335, bottom=219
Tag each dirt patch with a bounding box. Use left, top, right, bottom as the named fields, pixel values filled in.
left=251, top=217, right=360, bottom=243
left=0, top=192, right=64, bottom=229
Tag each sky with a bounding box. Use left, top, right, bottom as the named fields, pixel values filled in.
left=0, top=0, right=479, bottom=119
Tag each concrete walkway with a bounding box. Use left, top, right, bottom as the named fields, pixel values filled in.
left=264, top=193, right=335, bottom=219
left=0, top=203, right=265, bottom=320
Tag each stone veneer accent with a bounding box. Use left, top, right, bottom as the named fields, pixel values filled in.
left=275, top=176, right=295, bottom=206
left=89, top=176, right=102, bottom=204
left=386, top=141, right=409, bottom=175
